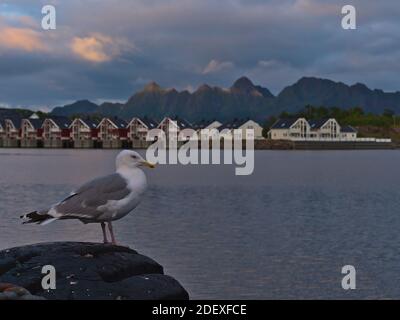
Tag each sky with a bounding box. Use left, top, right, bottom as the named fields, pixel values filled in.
left=0, top=0, right=399, bottom=110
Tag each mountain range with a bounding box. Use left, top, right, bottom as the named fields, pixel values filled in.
left=47, top=76, right=400, bottom=122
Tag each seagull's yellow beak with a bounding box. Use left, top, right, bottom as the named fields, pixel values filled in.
left=141, top=160, right=156, bottom=169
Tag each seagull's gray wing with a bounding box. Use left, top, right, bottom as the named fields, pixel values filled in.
left=53, top=173, right=130, bottom=221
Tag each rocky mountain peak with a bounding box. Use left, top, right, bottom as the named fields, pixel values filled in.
left=231, top=76, right=255, bottom=91
left=143, top=81, right=163, bottom=93
left=196, top=84, right=213, bottom=92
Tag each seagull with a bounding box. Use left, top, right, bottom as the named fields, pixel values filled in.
left=21, top=150, right=155, bottom=245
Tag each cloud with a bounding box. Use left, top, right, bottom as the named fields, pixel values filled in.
left=71, top=35, right=113, bottom=63
left=290, top=0, right=339, bottom=15
left=0, top=26, right=47, bottom=52
left=202, top=59, right=234, bottom=74
left=71, top=34, right=133, bottom=63
left=1, top=0, right=400, bottom=107
left=16, top=15, right=38, bottom=28
left=258, top=60, right=280, bottom=68
left=0, top=11, right=38, bottom=28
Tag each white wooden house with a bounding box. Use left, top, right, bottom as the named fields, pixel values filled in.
left=0, top=119, right=5, bottom=147
left=219, top=119, right=264, bottom=140
left=157, top=117, right=193, bottom=141
left=97, top=117, right=128, bottom=148
left=20, top=118, right=43, bottom=148
left=70, top=118, right=99, bottom=148
left=42, top=117, right=72, bottom=148
left=128, top=117, right=158, bottom=141
left=4, top=117, right=21, bottom=147
left=268, top=118, right=357, bottom=141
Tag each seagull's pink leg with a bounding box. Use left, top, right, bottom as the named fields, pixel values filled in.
left=101, top=222, right=109, bottom=244
left=107, top=222, right=117, bottom=245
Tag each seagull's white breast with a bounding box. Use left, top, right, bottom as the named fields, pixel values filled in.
left=98, top=167, right=147, bottom=221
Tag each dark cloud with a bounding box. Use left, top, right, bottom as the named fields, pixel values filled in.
left=0, top=0, right=399, bottom=109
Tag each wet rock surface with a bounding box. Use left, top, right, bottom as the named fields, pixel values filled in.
left=0, top=242, right=189, bottom=300
left=0, top=282, right=45, bottom=300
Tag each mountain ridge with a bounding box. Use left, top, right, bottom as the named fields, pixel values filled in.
left=48, top=76, right=400, bottom=122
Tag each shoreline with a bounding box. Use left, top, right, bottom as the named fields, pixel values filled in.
left=0, top=142, right=397, bottom=151
left=255, top=140, right=396, bottom=150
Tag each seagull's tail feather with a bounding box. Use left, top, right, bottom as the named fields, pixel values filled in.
left=20, top=211, right=58, bottom=225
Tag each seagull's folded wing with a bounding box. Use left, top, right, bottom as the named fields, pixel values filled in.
left=54, top=173, right=130, bottom=221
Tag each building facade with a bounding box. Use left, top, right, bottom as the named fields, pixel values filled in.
left=20, top=118, right=43, bottom=148
left=4, top=118, right=21, bottom=147
left=70, top=118, right=99, bottom=148
left=42, top=117, right=72, bottom=148
left=157, top=117, right=193, bottom=142
left=268, top=118, right=357, bottom=141
left=98, top=117, right=128, bottom=149
left=237, top=120, right=264, bottom=140
left=340, top=126, right=358, bottom=140
left=219, top=119, right=264, bottom=140
left=193, top=120, right=222, bottom=140
left=127, top=117, right=158, bottom=148
left=0, top=119, right=5, bottom=147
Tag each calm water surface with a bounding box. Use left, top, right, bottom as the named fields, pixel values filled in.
left=1, top=149, right=400, bottom=299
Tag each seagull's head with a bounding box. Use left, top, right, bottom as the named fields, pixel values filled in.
left=116, top=150, right=155, bottom=170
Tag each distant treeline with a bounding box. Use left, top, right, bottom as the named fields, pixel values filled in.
left=3, top=104, right=400, bottom=130
left=264, top=105, right=400, bottom=131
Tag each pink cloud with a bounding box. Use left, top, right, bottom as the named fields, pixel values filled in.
left=71, top=34, right=134, bottom=63
left=202, top=59, right=234, bottom=74
left=0, top=26, right=47, bottom=52
left=71, top=36, right=112, bottom=62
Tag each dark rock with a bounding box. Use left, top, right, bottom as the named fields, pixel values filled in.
left=0, top=242, right=189, bottom=300
left=0, top=283, right=45, bottom=300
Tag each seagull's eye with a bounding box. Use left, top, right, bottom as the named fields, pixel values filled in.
left=131, top=155, right=137, bottom=159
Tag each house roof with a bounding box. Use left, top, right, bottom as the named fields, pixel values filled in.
left=26, top=118, right=44, bottom=129
left=29, top=113, right=40, bottom=119
left=140, top=117, right=158, bottom=129
left=219, top=122, right=240, bottom=130
left=270, top=118, right=298, bottom=129
left=5, top=116, right=22, bottom=129
left=170, top=117, right=193, bottom=129
left=219, top=118, right=252, bottom=130
left=308, top=118, right=331, bottom=129
left=50, top=117, right=72, bottom=129
left=112, top=118, right=127, bottom=129
left=106, top=117, right=128, bottom=129
left=192, top=119, right=219, bottom=130
left=341, top=125, right=357, bottom=133
left=76, top=118, right=100, bottom=129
